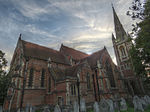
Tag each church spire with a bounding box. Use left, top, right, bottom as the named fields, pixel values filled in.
left=112, top=5, right=127, bottom=41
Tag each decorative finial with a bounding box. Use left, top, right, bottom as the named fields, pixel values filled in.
left=104, top=46, right=106, bottom=49
left=48, top=57, right=52, bottom=68
left=111, top=3, right=115, bottom=11
left=19, top=33, right=22, bottom=40
left=111, top=3, right=114, bottom=8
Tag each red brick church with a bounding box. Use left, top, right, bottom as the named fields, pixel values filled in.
left=3, top=6, right=145, bottom=111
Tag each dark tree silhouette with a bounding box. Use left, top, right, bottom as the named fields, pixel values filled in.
left=0, top=50, right=10, bottom=105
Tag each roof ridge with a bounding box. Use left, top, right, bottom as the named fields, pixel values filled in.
left=60, top=44, right=89, bottom=55
left=21, top=40, right=70, bottom=65
left=66, top=62, right=84, bottom=68
left=22, top=40, right=59, bottom=53
left=90, top=48, right=105, bottom=56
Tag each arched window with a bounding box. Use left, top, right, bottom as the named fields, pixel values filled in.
left=41, top=69, right=45, bottom=87
left=105, top=60, right=116, bottom=87
left=48, top=77, right=51, bottom=92
left=86, top=73, right=91, bottom=89
left=119, top=46, right=126, bottom=57
left=28, top=68, right=34, bottom=87
left=73, top=85, right=76, bottom=95
left=71, top=85, right=73, bottom=95
left=100, top=79, right=104, bottom=90
left=70, top=84, right=76, bottom=95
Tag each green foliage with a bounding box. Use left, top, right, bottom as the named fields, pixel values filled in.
left=145, top=105, right=150, bottom=112
left=120, top=107, right=134, bottom=112
left=144, top=0, right=150, bottom=18
left=87, top=108, right=94, bottom=112
left=0, top=50, right=7, bottom=75
left=33, top=104, right=150, bottom=112
left=35, top=110, right=42, bottom=112
left=127, top=0, right=145, bottom=20
left=129, top=46, right=146, bottom=77
left=119, top=104, right=150, bottom=112
left=0, top=50, right=10, bottom=105
left=129, top=0, right=150, bottom=81
left=135, top=0, right=150, bottom=65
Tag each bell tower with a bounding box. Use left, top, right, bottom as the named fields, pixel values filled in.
left=112, top=6, right=133, bottom=78
left=112, top=5, right=145, bottom=95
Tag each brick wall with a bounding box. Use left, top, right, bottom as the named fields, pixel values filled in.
left=23, top=89, right=45, bottom=107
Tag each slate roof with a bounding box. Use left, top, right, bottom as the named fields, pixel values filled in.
left=48, top=62, right=87, bottom=82
left=80, top=48, right=106, bottom=69
left=48, top=67, right=66, bottom=81
left=60, top=44, right=89, bottom=60
left=65, top=63, right=84, bottom=77
left=19, top=39, right=113, bottom=81
left=21, top=40, right=70, bottom=65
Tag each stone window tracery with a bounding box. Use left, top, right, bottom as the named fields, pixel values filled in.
left=105, top=60, right=116, bottom=87
left=119, top=46, right=126, bottom=57
left=48, top=77, right=51, bottom=92
left=100, top=79, right=104, bottom=90
left=28, top=68, right=34, bottom=87
left=86, top=73, right=91, bottom=89
left=70, top=84, right=76, bottom=95
left=41, top=69, right=45, bottom=87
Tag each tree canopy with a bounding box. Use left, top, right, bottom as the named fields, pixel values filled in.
left=0, top=50, right=10, bottom=105
left=129, top=0, right=150, bottom=80
left=0, top=50, right=7, bottom=75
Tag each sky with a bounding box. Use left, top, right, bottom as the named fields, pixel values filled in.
left=0, top=0, right=135, bottom=68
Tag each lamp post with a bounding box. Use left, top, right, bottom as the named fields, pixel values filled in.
left=77, top=72, right=80, bottom=112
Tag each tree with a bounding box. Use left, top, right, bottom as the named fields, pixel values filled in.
left=0, top=50, right=10, bottom=105
left=127, top=0, right=145, bottom=20
left=0, top=50, right=7, bottom=75
left=128, top=0, right=150, bottom=86
left=127, top=0, right=146, bottom=37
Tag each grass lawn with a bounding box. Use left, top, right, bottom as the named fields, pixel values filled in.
left=87, top=105, right=150, bottom=112
left=35, top=105, right=150, bottom=112
left=119, top=105, right=150, bottom=112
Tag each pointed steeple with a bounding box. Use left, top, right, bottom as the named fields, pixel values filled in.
left=112, top=5, right=127, bottom=41
left=104, top=46, right=106, bottom=50
left=19, top=33, right=22, bottom=40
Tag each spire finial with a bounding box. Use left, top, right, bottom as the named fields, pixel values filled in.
left=104, top=46, right=106, bottom=49
left=111, top=3, right=114, bottom=8
left=19, top=33, right=22, bottom=40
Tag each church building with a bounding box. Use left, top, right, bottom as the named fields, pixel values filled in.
left=3, top=6, right=144, bottom=111
left=112, top=6, right=145, bottom=96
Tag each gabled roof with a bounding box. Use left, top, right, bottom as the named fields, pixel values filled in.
left=65, top=62, right=84, bottom=77
left=60, top=44, right=89, bottom=60
left=48, top=62, right=90, bottom=82
left=21, top=40, right=70, bottom=65
left=80, top=47, right=108, bottom=69
left=87, top=49, right=105, bottom=69
left=48, top=67, right=66, bottom=82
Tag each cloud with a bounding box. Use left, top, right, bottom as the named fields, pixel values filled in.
left=11, top=0, right=59, bottom=20
left=0, top=0, right=135, bottom=67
